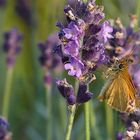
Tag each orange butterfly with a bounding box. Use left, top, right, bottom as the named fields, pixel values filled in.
left=98, top=52, right=139, bottom=113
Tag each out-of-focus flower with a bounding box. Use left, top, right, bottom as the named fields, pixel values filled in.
left=56, top=79, right=93, bottom=105
left=15, top=0, right=31, bottom=24
left=97, top=21, right=113, bottom=43
left=124, top=121, right=140, bottom=140
left=118, top=111, right=140, bottom=140
left=0, top=117, right=8, bottom=139
left=116, top=132, right=123, bottom=140
left=3, top=29, right=22, bottom=68
left=0, top=117, right=11, bottom=140
left=106, top=17, right=140, bottom=60
left=38, top=33, right=63, bottom=85
left=44, top=73, right=53, bottom=85
left=38, top=33, right=63, bottom=72
left=134, top=131, right=140, bottom=140
left=120, top=111, right=140, bottom=128
left=0, top=0, right=6, bottom=7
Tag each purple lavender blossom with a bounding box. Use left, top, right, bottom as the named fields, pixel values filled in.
left=62, top=21, right=83, bottom=40
left=64, top=40, right=80, bottom=57
left=44, top=73, right=52, bottom=85
left=118, top=111, right=140, bottom=139
left=3, top=29, right=22, bottom=68
left=38, top=33, right=62, bottom=71
left=15, top=0, right=31, bottom=23
left=116, top=132, right=123, bottom=140
left=0, top=117, right=9, bottom=140
left=64, top=57, right=84, bottom=78
left=97, top=21, right=113, bottom=43
left=0, top=0, right=5, bottom=6
left=134, top=131, right=140, bottom=140
left=106, top=18, right=140, bottom=60
left=57, top=0, right=112, bottom=79
left=58, top=21, right=83, bottom=57
left=132, top=67, right=140, bottom=89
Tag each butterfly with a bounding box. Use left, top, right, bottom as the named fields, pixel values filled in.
left=98, top=52, right=139, bottom=113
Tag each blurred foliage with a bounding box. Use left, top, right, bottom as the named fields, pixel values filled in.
left=0, top=0, right=139, bottom=140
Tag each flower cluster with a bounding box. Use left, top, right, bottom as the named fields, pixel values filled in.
left=57, top=0, right=113, bottom=79
left=3, top=29, right=22, bottom=68
left=106, top=16, right=140, bottom=61
left=38, top=33, right=63, bottom=85
left=56, top=79, right=93, bottom=105
left=116, top=112, right=140, bottom=140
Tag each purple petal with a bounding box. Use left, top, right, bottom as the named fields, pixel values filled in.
left=67, top=94, right=76, bottom=105
left=77, top=91, right=93, bottom=104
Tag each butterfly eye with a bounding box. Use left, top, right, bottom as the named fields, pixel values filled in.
left=118, top=64, right=123, bottom=69
left=126, top=58, right=134, bottom=64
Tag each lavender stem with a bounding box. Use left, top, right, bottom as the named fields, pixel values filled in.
left=84, top=101, right=90, bottom=140
left=65, top=105, right=76, bottom=140
left=2, top=68, right=13, bottom=119
left=90, top=101, right=101, bottom=140
left=84, top=83, right=90, bottom=140
left=46, top=84, right=52, bottom=140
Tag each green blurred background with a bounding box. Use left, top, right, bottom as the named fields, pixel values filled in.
left=0, top=0, right=139, bottom=140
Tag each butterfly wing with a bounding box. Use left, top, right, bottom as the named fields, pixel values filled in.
left=98, top=69, right=136, bottom=113
left=135, top=93, right=140, bottom=108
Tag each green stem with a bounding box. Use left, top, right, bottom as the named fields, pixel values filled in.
left=59, top=99, right=66, bottom=131
left=90, top=102, right=101, bottom=140
left=106, top=104, right=114, bottom=140
left=84, top=101, right=90, bottom=140
left=65, top=105, right=76, bottom=140
left=136, top=0, right=140, bottom=27
left=83, top=0, right=88, bottom=3
left=2, top=68, right=13, bottom=119
left=46, top=84, right=52, bottom=140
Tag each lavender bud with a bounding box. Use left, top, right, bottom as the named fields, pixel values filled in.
left=77, top=82, right=93, bottom=104
left=56, top=79, right=76, bottom=105
left=3, top=29, right=22, bottom=68
left=64, top=5, right=76, bottom=21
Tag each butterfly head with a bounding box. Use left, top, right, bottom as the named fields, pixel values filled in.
left=111, top=55, right=134, bottom=72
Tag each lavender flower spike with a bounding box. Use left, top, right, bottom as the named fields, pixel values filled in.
left=3, top=28, right=22, bottom=68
